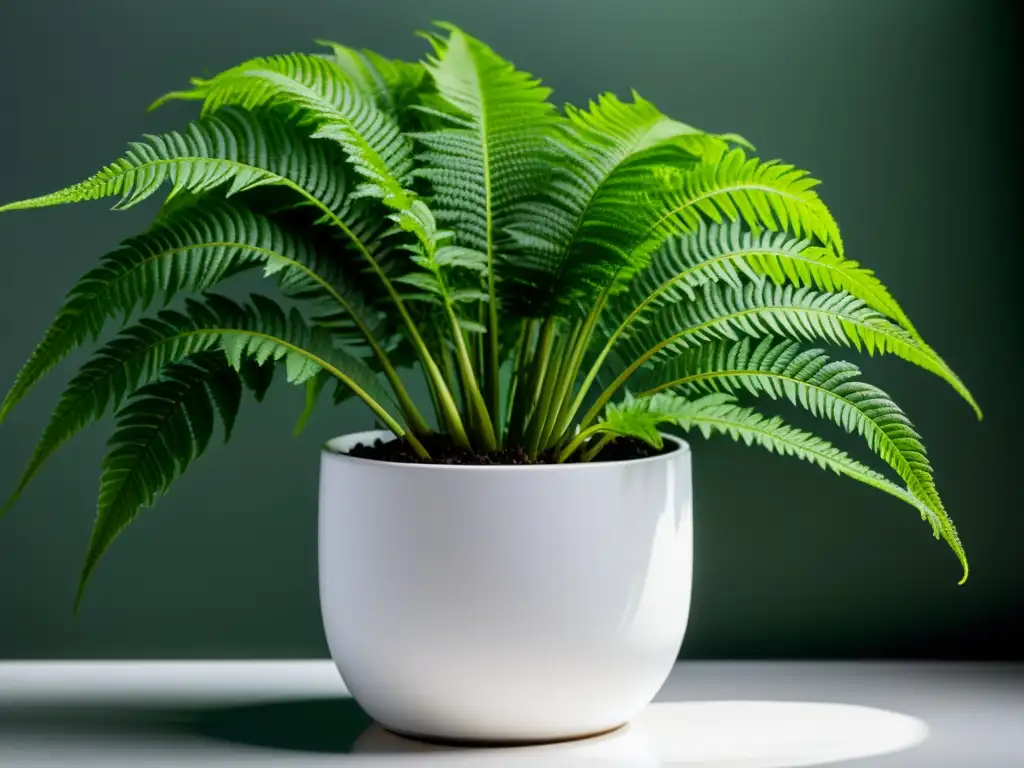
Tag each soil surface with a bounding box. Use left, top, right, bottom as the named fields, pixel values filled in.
left=345, top=433, right=672, bottom=465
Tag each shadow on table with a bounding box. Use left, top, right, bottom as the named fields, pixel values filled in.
left=176, top=697, right=373, bottom=753
left=0, top=697, right=375, bottom=754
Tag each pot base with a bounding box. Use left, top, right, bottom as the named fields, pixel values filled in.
left=382, top=721, right=628, bottom=748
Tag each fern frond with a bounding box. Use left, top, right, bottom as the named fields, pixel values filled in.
left=619, top=221, right=916, bottom=331
left=2, top=295, right=400, bottom=515
left=0, top=198, right=369, bottom=425
left=667, top=393, right=967, bottom=582
left=639, top=336, right=954, bottom=547
left=623, top=282, right=977, bottom=414
left=154, top=49, right=478, bottom=440
left=192, top=52, right=490, bottom=315
left=503, top=92, right=719, bottom=317
left=415, top=23, right=559, bottom=413
left=316, top=40, right=426, bottom=120
left=0, top=109, right=347, bottom=216
left=76, top=353, right=243, bottom=607
left=575, top=390, right=965, bottom=581
left=651, top=148, right=843, bottom=255
left=187, top=53, right=415, bottom=208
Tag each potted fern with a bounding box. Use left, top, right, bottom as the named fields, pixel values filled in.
left=0, top=23, right=977, bottom=744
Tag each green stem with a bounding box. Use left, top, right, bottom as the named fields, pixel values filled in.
left=502, top=320, right=528, bottom=445
left=539, top=321, right=582, bottom=449
left=550, top=285, right=615, bottom=443
left=507, top=319, right=538, bottom=444
left=437, top=334, right=459, bottom=409
left=581, top=433, right=613, bottom=462
left=526, top=329, right=569, bottom=458
left=544, top=294, right=611, bottom=449
left=487, top=295, right=501, bottom=437
left=251, top=241, right=432, bottom=439
left=557, top=425, right=603, bottom=463
left=315, top=205, right=470, bottom=449
left=579, top=349, right=656, bottom=433
left=224, top=328, right=431, bottom=460
left=365, top=336, right=431, bottom=438
left=444, top=302, right=497, bottom=451
left=523, top=317, right=556, bottom=432
left=564, top=248, right=766, bottom=438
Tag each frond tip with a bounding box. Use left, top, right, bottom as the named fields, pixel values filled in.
left=575, top=391, right=968, bottom=583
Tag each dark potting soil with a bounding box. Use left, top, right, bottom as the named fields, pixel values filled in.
left=345, top=433, right=673, bottom=465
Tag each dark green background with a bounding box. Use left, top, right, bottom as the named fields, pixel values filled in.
left=0, top=0, right=1018, bottom=659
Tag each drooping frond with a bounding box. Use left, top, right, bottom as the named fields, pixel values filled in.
left=0, top=108, right=347, bottom=216
left=154, top=49, right=480, bottom=437
left=622, top=282, right=978, bottom=414
left=182, top=53, right=415, bottom=207
left=0, top=108, right=408, bottom=322
left=580, top=390, right=965, bottom=580
left=503, top=92, right=720, bottom=317
left=2, top=295, right=398, bottom=515
left=0, top=198, right=369, bottom=426
left=639, top=336, right=954, bottom=546
left=665, top=392, right=967, bottom=582
left=650, top=148, right=844, bottom=256
left=77, top=353, right=243, bottom=606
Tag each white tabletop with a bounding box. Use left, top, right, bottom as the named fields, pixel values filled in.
left=0, top=661, right=1020, bottom=767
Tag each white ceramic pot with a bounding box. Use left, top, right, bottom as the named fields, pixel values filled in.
left=319, top=429, right=693, bottom=744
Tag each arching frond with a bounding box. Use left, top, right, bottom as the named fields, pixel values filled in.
left=502, top=93, right=719, bottom=317
left=617, top=221, right=916, bottom=332
left=188, top=52, right=493, bottom=318
left=639, top=336, right=953, bottom=547
left=1, top=295, right=399, bottom=515
left=185, top=53, right=415, bottom=207
left=77, top=353, right=243, bottom=607
left=577, top=391, right=966, bottom=581
left=148, top=51, right=478, bottom=442
left=0, top=109, right=347, bottom=216
left=651, top=148, right=844, bottom=255
left=0, top=199, right=374, bottom=426
left=622, top=282, right=978, bottom=414
left=669, top=393, right=967, bottom=582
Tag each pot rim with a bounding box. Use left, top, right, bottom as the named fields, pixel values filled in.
left=322, top=429, right=689, bottom=472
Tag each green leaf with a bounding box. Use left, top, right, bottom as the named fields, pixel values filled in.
left=503, top=92, right=721, bottom=316
left=651, top=147, right=843, bottom=255
left=617, top=221, right=915, bottom=332
left=185, top=53, right=415, bottom=209
left=415, top=23, right=558, bottom=262
left=661, top=392, right=967, bottom=583
left=623, top=282, right=979, bottom=416
left=591, top=390, right=690, bottom=448
left=293, top=371, right=330, bottom=436
left=640, top=336, right=957, bottom=557
left=76, top=353, right=242, bottom=608
left=0, top=109, right=347, bottom=216
left=167, top=50, right=472, bottom=313
left=0, top=198, right=364, bottom=426
left=316, top=40, right=426, bottom=120
left=2, top=294, right=398, bottom=516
